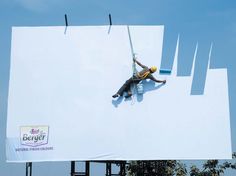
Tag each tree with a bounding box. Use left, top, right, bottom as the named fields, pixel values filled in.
left=190, top=153, right=236, bottom=176
left=127, top=153, right=236, bottom=176
left=127, top=160, right=187, bottom=176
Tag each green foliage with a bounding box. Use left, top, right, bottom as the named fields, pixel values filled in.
left=128, top=160, right=187, bottom=176
left=127, top=153, right=236, bottom=176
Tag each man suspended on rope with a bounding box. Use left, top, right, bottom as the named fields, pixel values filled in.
left=112, top=58, right=166, bottom=98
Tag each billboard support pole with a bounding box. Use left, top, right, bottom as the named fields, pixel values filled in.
left=105, top=161, right=127, bottom=176
left=120, top=161, right=126, bottom=176
left=70, top=161, right=90, bottom=176
left=64, top=14, right=68, bottom=27
left=85, top=161, right=90, bottom=176
left=108, top=14, right=112, bottom=26
left=108, top=14, right=112, bottom=34
left=71, top=161, right=75, bottom=176
left=25, top=162, right=32, bottom=176
left=64, top=14, right=68, bottom=34
left=106, top=162, right=111, bottom=176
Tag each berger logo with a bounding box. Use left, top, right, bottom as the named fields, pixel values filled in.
left=20, top=126, right=49, bottom=147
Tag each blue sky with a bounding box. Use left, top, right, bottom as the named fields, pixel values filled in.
left=0, top=0, right=236, bottom=175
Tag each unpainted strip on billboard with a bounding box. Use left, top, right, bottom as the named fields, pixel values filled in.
left=6, top=26, right=232, bottom=162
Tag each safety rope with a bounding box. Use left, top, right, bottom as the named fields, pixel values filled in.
left=127, top=26, right=137, bottom=104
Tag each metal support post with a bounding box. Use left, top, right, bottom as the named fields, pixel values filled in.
left=71, top=161, right=75, bottom=176
left=85, top=161, right=90, bottom=176
left=120, top=161, right=126, bottom=176
left=106, top=162, right=112, bottom=176
left=26, top=162, right=32, bottom=176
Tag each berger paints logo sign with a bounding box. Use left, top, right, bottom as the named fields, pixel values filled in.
left=20, top=126, right=49, bottom=147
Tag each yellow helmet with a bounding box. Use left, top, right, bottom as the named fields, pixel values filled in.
left=150, top=66, right=157, bottom=73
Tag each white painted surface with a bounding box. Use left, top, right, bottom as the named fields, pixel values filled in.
left=6, top=26, right=232, bottom=162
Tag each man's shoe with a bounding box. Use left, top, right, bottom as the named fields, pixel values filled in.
left=112, top=94, right=119, bottom=98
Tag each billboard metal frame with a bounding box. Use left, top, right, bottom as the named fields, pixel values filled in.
left=25, top=161, right=127, bottom=176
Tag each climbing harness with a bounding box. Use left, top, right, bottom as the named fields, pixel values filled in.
left=137, top=70, right=150, bottom=80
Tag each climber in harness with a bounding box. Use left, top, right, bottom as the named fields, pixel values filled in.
left=112, top=58, right=166, bottom=98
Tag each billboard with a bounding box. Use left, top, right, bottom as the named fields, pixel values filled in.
left=6, top=26, right=232, bottom=162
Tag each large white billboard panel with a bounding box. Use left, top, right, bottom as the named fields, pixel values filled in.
left=6, top=26, right=232, bottom=162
